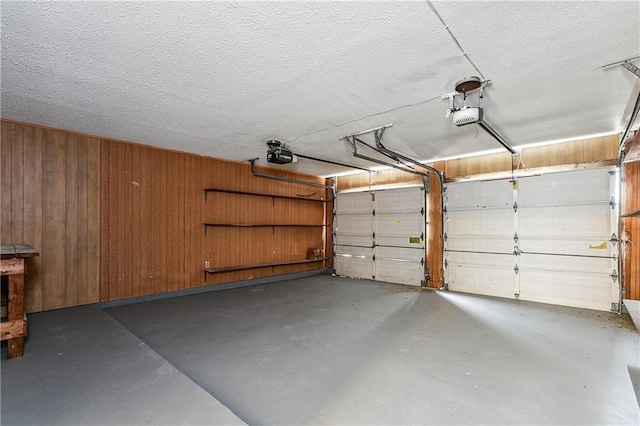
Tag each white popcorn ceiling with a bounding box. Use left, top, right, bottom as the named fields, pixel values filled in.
left=1, top=1, right=639, bottom=177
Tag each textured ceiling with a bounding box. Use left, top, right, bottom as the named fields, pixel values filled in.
left=2, top=1, right=639, bottom=177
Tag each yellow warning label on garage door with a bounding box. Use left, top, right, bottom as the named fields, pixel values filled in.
left=588, top=242, right=607, bottom=249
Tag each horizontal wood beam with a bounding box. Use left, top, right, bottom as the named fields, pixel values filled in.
left=445, top=159, right=617, bottom=183
left=0, top=258, right=24, bottom=275
left=0, top=318, right=26, bottom=340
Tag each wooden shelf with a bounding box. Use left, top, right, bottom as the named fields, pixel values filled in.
left=204, top=258, right=329, bottom=276
left=622, top=208, right=640, bottom=218
left=204, top=223, right=328, bottom=228
left=203, top=223, right=329, bottom=235
left=204, top=188, right=329, bottom=203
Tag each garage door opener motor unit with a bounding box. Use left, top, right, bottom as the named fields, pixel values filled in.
left=266, top=140, right=297, bottom=164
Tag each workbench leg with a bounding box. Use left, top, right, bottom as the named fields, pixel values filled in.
left=7, top=273, right=25, bottom=358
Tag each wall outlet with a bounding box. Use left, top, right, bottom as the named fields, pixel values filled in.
left=205, top=261, right=210, bottom=268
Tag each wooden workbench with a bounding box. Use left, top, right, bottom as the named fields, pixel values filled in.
left=1, top=244, right=39, bottom=359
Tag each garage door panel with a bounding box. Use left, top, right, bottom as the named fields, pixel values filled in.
left=519, top=205, right=611, bottom=239
left=447, top=251, right=515, bottom=268
left=446, top=209, right=514, bottom=238
left=519, top=238, right=614, bottom=257
left=335, top=214, right=372, bottom=235
left=445, top=167, right=617, bottom=312
left=445, top=178, right=515, bottom=300
left=375, top=187, right=424, bottom=213
left=335, top=234, right=374, bottom=247
left=375, top=259, right=424, bottom=286
left=335, top=188, right=426, bottom=286
left=519, top=254, right=611, bottom=275
left=446, top=236, right=514, bottom=254
left=446, top=180, right=513, bottom=209
left=375, top=213, right=423, bottom=236
left=336, top=192, right=373, bottom=214
left=517, top=169, right=610, bottom=206
left=376, top=246, right=423, bottom=262
left=375, top=235, right=425, bottom=249
left=519, top=270, right=612, bottom=311
left=335, top=246, right=374, bottom=280
left=447, top=264, right=515, bottom=299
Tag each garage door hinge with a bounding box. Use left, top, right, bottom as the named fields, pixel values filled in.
left=609, top=196, right=617, bottom=210
left=611, top=302, right=620, bottom=312
left=443, top=206, right=447, bottom=214
left=514, top=232, right=519, bottom=244
left=514, top=264, right=519, bottom=275
left=372, top=209, right=376, bottom=216
left=444, top=259, right=448, bottom=269
left=610, top=269, right=618, bottom=283
left=513, top=201, right=518, bottom=212
left=421, top=207, right=425, bottom=216
left=444, top=233, right=448, bottom=242
left=609, top=233, right=618, bottom=246
left=513, top=247, right=522, bottom=256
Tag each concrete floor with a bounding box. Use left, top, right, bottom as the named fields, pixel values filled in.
left=2, top=274, right=639, bottom=425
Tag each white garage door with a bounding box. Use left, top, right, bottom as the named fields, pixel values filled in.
left=444, top=179, right=517, bottom=299
left=335, top=187, right=426, bottom=286
left=445, top=167, right=619, bottom=311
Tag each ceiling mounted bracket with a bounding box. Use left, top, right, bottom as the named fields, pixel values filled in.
left=441, top=79, right=492, bottom=112
left=341, top=124, right=429, bottom=177
left=341, top=123, right=394, bottom=140
left=601, top=56, right=640, bottom=79
left=442, top=77, right=517, bottom=155
left=604, top=57, right=640, bottom=164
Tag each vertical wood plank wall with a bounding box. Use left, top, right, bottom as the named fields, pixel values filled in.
left=2, top=119, right=331, bottom=311
left=100, top=140, right=331, bottom=302
left=0, top=121, right=101, bottom=312
left=622, top=160, right=639, bottom=301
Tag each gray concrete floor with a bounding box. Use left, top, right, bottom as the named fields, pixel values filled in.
left=3, top=274, right=639, bottom=425
left=1, top=305, right=245, bottom=425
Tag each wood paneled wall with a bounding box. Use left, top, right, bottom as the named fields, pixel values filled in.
left=426, top=164, right=445, bottom=288
left=622, top=160, right=640, bottom=301
left=2, top=119, right=331, bottom=311
left=444, top=134, right=618, bottom=179
left=1, top=121, right=101, bottom=312
left=199, top=158, right=330, bottom=287
left=100, top=140, right=331, bottom=301
left=100, top=140, right=205, bottom=301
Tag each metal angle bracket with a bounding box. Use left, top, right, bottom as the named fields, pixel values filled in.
left=602, top=56, right=640, bottom=79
